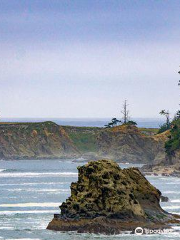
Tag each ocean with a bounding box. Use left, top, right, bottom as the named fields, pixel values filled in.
left=1, top=118, right=164, bottom=128
left=0, top=160, right=180, bottom=240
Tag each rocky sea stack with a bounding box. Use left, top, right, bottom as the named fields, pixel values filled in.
left=47, top=160, right=179, bottom=234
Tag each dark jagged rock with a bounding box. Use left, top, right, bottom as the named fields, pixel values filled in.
left=47, top=159, right=179, bottom=234
left=161, top=196, right=169, bottom=202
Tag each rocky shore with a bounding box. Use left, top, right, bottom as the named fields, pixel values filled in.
left=47, top=160, right=180, bottom=234
left=141, top=163, right=180, bottom=177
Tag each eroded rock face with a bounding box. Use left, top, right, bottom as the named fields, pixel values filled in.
left=47, top=160, right=178, bottom=234
left=97, top=125, right=166, bottom=163
left=60, top=160, right=161, bottom=219
left=0, top=122, right=79, bottom=159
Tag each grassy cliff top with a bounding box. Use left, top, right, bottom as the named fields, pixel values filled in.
left=0, top=121, right=57, bottom=126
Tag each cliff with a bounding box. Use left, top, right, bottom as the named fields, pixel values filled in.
left=47, top=160, right=179, bottom=234
left=97, top=125, right=166, bottom=163
left=0, top=122, right=167, bottom=163
left=141, top=126, right=180, bottom=177
left=0, top=121, right=78, bottom=159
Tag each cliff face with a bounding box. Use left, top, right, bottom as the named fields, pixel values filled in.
left=97, top=125, right=166, bottom=163
left=47, top=160, right=178, bottom=234
left=0, top=122, right=167, bottom=162
left=0, top=122, right=78, bottom=159
left=141, top=129, right=180, bottom=177
left=142, top=150, right=180, bottom=177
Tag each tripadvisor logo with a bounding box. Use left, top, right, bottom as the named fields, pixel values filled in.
left=135, top=227, right=143, bottom=235
left=135, top=227, right=173, bottom=235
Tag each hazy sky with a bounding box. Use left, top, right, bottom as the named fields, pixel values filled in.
left=0, top=0, right=180, bottom=118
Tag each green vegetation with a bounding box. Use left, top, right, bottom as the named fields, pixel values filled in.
left=0, top=121, right=58, bottom=135
left=165, top=118, right=180, bottom=156
left=158, top=110, right=171, bottom=134
left=104, top=100, right=137, bottom=128
left=105, top=118, right=137, bottom=128
left=104, top=118, right=121, bottom=128
left=126, top=120, right=137, bottom=126
left=163, top=68, right=180, bottom=156
left=158, top=123, right=170, bottom=134
left=63, top=126, right=100, bottom=153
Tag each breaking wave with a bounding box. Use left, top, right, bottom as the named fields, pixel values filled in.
left=0, top=172, right=78, bottom=178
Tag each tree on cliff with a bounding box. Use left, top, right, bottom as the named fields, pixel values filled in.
left=111, top=118, right=121, bottom=126
left=158, top=110, right=171, bottom=133
left=104, top=100, right=137, bottom=128
left=160, top=110, right=170, bottom=128
left=126, top=120, right=137, bottom=126
left=164, top=67, right=180, bottom=156
left=104, top=118, right=121, bottom=128
left=121, top=100, right=129, bottom=124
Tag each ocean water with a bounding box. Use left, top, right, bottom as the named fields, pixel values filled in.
left=0, top=160, right=180, bottom=240
left=1, top=118, right=164, bottom=128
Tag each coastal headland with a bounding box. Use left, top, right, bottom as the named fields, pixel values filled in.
left=0, top=121, right=165, bottom=163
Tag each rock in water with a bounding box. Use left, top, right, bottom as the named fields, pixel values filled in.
left=160, top=196, right=169, bottom=202
left=47, top=159, right=179, bottom=234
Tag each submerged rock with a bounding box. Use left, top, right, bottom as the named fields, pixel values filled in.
left=47, top=159, right=179, bottom=234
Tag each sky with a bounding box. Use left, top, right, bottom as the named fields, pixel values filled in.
left=0, top=0, right=180, bottom=119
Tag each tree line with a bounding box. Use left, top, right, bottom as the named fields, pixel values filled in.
left=104, top=100, right=137, bottom=128
left=159, top=67, right=180, bottom=157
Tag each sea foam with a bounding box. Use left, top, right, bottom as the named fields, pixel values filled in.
left=0, top=210, right=57, bottom=215
left=0, top=202, right=61, bottom=208
left=0, top=172, right=78, bottom=178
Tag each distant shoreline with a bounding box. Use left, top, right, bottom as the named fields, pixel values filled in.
left=0, top=118, right=164, bottom=128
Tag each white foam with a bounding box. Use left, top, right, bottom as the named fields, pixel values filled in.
left=0, top=172, right=77, bottom=178
left=171, top=212, right=180, bottom=215
left=6, top=239, right=41, bottom=240
left=0, top=169, right=6, bottom=172
left=172, top=226, right=180, bottom=230
left=0, top=210, right=57, bottom=215
left=6, top=188, right=69, bottom=192
left=0, top=182, right=70, bottom=186
left=171, top=199, right=180, bottom=203
left=163, top=191, right=179, bottom=194
left=0, top=202, right=61, bottom=208
left=167, top=181, right=180, bottom=185
left=163, top=206, right=180, bottom=210
left=0, top=226, right=14, bottom=230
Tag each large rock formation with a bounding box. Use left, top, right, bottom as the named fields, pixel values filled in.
left=47, top=160, right=179, bottom=234
left=97, top=125, right=166, bottom=163
left=0, top=121, right=79, bottom=159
